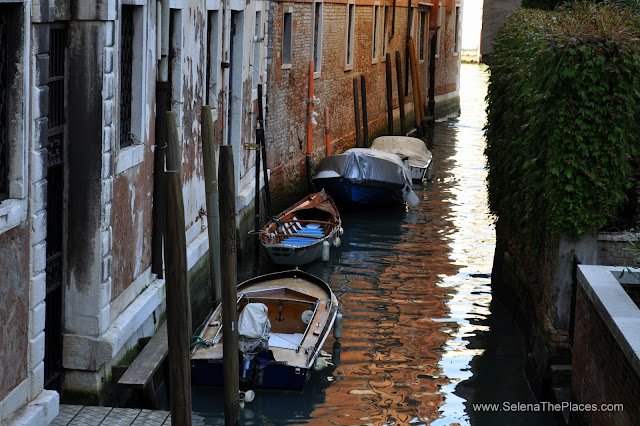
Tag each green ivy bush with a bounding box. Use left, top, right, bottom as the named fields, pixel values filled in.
left=485, top=2, right=640, bottom=251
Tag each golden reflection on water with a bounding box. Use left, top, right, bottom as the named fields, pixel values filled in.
left=191, top=64, right=493, bottom=426
left=306, top=64, right=492, bottom=426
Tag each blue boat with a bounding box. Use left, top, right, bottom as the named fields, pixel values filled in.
left=190, top=269, right=339, bottom=390
left=313, top=148, right=418, bottom=208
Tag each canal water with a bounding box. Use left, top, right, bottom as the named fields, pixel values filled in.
left=192, top=64, right=558, bottom=425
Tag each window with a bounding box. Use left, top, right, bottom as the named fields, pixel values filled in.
left=282, top=11, right=292, bottom=68
left=0, top=3, right=28, bottom=235
left=344, top=2, right=355, bottom=70
left=436, top=3, right=443, bottom=58
left=116, top=4, right=146, bottom=174
left=206, top=10, right=219, bottom=107
left=372, top=4, right=380, bottom=61
left=382, top=6, right=390, bottom=58
left=0, top=8, right=9, bottom=203
left=120, top=6, right=134, bottom=148
left=418, top=11, right=426, bottom=61
left=454, top=5, right=460, bottom=55
left=311, top=1, right=323, bottom=75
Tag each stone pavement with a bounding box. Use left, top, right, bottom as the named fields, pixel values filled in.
left=51, top=405, right=208, bottom=425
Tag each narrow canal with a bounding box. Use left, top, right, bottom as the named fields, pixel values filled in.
left=192, top=64, right=558, bottom=425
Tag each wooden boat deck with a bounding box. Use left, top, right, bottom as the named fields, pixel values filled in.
left=191, top=276, right=336, bottom=368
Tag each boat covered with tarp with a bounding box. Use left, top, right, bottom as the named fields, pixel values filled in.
left=312, top=148, right=419, bottom=208
left=371, top=136, right=433, bottom=182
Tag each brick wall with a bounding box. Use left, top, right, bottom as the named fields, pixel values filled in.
left=571, top=285, right=640, bottom=425
left=598, top=232, right=640, bottom=267
left=266, top=1, right=459, bottom=207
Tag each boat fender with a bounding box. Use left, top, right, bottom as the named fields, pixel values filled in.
left=333, top=237, right=341, bottom=248
left=339, top=226, right=344, bottom=236
left=313, top=356, right=334, bottom=372
left=322, top=241, right=330, bottom=262
left=333, top=312, right=343, bottom=339
left=405, top=190, right=420, bottom=207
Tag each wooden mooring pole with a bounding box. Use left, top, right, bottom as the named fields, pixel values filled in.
left=408, top=37, right=424, bottom=136
left=385, top=53, right=394, bottom=135
left=257, top=84, right=271, bottom=218
left=395, top=51, right=407, bottom=135
left=201, top=106, right=222, bottom=303
left=219, top=145, right=240, bottom=426
left=353, top=78, right=361, bottom=148
left=361, top=75, right=369, bottom=147
left=164, top=112, right=192, bottom=426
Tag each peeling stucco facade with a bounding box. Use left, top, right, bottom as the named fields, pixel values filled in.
left=1, top=0, right=268, bottom=422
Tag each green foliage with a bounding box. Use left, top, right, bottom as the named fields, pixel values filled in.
left=485, top=2, right=640, bottom=251
left=522, top=0, right=566, bottom=11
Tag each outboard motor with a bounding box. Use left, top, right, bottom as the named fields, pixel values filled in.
left=238, top=303, right=271, bottom=385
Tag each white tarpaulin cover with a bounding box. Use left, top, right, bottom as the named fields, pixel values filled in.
left=238, top=303, right=271, bottom=358
left=313, top=148, right=417, bottom=204
left=371, top=136, right=432, bottom=169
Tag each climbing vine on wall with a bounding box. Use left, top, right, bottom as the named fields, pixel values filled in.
left=485, top=2, right=640, bottom=251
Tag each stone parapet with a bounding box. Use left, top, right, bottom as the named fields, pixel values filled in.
left=572, top=265, right=640, bottom=425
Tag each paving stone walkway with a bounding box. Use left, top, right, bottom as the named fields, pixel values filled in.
left=51, top=405, right=207, bottom=425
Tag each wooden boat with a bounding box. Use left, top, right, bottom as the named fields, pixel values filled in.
left=371, top=136, right=433, bottom=183
left=260, top=190, right=342, bottom=265
left=190, top=269, right=340, bottom=390
left=313, top=148, right=419, bottom=208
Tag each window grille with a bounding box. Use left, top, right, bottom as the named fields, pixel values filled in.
left=120, top=6, right=134, bottom=148
left=0, top=10, right=8, bottom=202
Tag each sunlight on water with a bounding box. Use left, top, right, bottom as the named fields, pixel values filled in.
left=193, top=65, right=544, bottom=425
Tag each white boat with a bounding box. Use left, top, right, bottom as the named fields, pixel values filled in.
left=371, top=136, right=433, bottom=182
left=190, top=269, right=340, bottom=390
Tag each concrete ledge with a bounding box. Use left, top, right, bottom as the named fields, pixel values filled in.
left=62, top=227, right=209, bottom=375
left=3, top=389, right=58, bottom=426
left=62, top=278, right=166, bottom=371
left=576, top=265, right=640, bottom=378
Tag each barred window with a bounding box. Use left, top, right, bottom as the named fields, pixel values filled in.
left=282, top=11, right=293, bottom=67
left=0, top=10, right=8, bottom=202
left=344, top=3, right=355, bottom=70
left=120, top=6, right=134, bottom=148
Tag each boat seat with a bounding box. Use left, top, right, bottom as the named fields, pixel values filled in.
left=281, top=236, right=318, bottom=247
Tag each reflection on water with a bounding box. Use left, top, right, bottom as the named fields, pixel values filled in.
left=193, top=64, right=554, bottom=425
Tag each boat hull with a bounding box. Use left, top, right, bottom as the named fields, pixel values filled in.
left=190, top=270, right=339, bottom=391
left=261, top=190, right=342, bottom=266
left=191, top=357, right=310, bottom=390
left=314, top=176, right=405, bottom=208
left=263, top=227, right=339, bottom=265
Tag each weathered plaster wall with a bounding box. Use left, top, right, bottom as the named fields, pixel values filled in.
left=111, top=3, right=157, bottom=302
left=66, top=19, right=106, bottom=338
left=0, top=225, right=29, bottom=402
